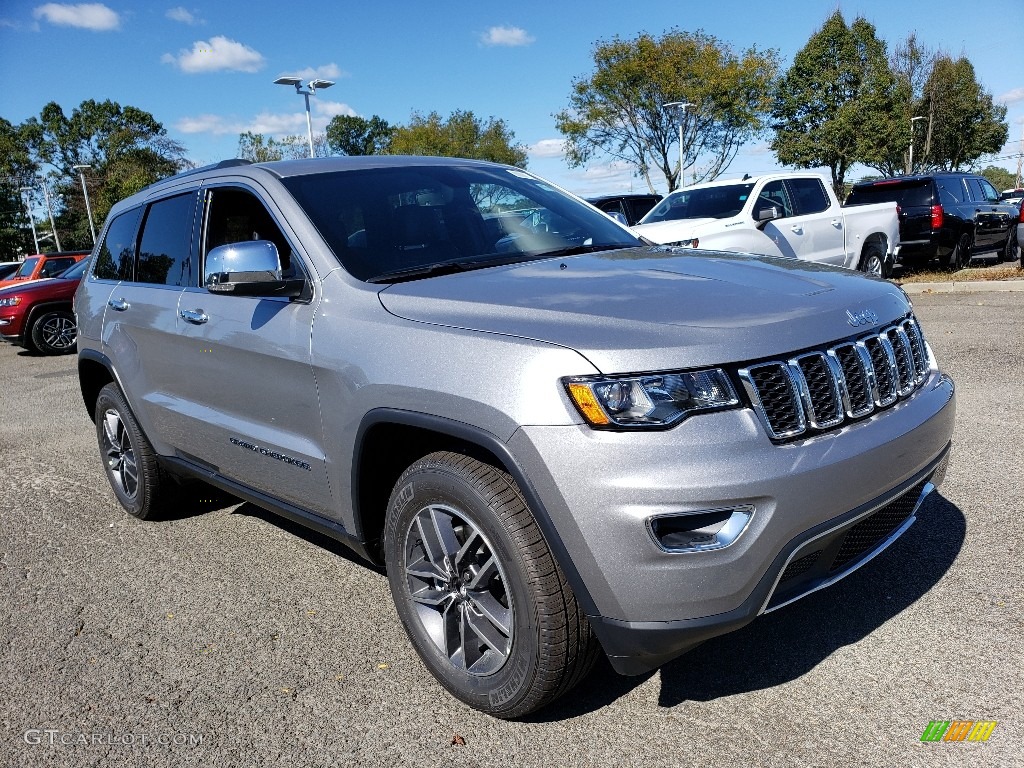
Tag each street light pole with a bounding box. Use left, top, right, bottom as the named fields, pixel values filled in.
left=19, top=187, right=40, bottom=254
left=273, top=76, right=336, bottom=158
left=73, top=164, right=97, bottom=244
left=38, top=179, right=62, bottom=251
left=662, top=101, right=695, bottom=189
left=908, top=116, right=926, bottom=175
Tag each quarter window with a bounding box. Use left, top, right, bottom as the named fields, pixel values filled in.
left=92, top=208, right=142, bottom=281
left=137, top=193, right=197, bottom=286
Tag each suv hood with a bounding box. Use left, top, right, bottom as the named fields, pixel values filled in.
left=378, top=247, right=911, bottom=372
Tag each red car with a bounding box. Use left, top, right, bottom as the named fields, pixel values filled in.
left=0, top=250, right=90, bottom=290
left=0, top=258, right=89, bottom=354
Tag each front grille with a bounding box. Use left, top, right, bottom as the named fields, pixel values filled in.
left=829, top=480, right=927, bottom=571
left=740, top=315, right=931, bottom=441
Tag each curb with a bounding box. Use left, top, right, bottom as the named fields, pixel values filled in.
left=898, top=278, right=1024, bottom=295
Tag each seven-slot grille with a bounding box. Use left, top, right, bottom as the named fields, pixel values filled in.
left=739, top=316, right=930, bottom=441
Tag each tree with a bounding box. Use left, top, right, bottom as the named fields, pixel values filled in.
left=877, top=33, right=937, bottom=176
left=771, top=12, right=901, bottom=195
left=0, top=117, right=38, bottom=257
left=555, top=29, right=778, bottom=192
left=237, top=131, right=330, bottom=162
left=917, top=55, right=1008, bottom=172
left=388, top=110, right=527, bottom=167
left=326, top=115, right=394, bottom=155
left=20, top=100, right=188, bottom=249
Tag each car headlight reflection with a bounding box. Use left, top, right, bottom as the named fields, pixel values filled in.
left=564, top=368, right=738, bottom=428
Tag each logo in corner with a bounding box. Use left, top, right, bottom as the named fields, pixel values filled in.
left=846, top=308, right=879, bottom=327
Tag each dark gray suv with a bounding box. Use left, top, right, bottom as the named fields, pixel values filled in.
left=75, top=156, right=956, bottom=717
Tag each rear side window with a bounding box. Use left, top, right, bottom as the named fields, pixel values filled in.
left=846, top=181, right=934, bottom=208
left=137, top=193, right=197, bottom=286
left=788, top=178, right=830, bottom=215
left=93, top=208, right=142, bottom=281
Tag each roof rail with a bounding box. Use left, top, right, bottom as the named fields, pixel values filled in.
left=170, top=158, right=254, bottom=182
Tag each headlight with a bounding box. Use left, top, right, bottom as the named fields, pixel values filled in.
left=564, top=368, right=739, bottom=428
left=0, top=296, right=21, bottom=307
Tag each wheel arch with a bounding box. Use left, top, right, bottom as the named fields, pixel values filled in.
left=351, top=408, right=600, bottom=616
left=78, top=349, right=117, bottom=422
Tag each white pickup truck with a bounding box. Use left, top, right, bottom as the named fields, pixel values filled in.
left=632, top=173, right=900, bottom=277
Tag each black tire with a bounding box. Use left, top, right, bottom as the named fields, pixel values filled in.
left=383, top=451, right=599, bottom=718
left=858, top=242, right=888, bottom=278
left=29, top=309, right=77, bottom=354
left=94, top=383, right=170, bottom=520
left=1004, top=224, right=1019, bottom=263
left=947, top=232, right=972, bottom=271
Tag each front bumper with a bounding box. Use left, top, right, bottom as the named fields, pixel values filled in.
left=509, top=370, right=955, bottom=675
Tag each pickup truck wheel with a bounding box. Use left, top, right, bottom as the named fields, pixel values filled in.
left=383, top=451, right=598, bottom=718
left=95, top=383, right=169, bottom=520
left=858, top=244, right=887, bottom=278
left=30, top=310, right=77, bottom=354
left=1004, top=225, right=1019, bottom=263
left=948, top=232, right=972, bottom=271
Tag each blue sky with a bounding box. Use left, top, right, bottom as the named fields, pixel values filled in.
left=1, top=0, right=1022, bottom=197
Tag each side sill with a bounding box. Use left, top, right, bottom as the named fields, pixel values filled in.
left=159, top=455, right=377, bottom=564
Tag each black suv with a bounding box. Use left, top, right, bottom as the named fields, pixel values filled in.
left=846, top=173, right=1021, bottom=269
left=586, top=194, right=662, bottom=226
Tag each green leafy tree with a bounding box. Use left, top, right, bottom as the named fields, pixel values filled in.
left=20, top=100, right=188, bottom=249
left=917, top=56, right=1008, bottom=172
left=878, top=33, right=937, bottom=176
left=388, top=110, right=527, bottom=167
left=237, top=131, right=329, bottom=162
left=556, top=29, right=778, bottom=192
left=771, top=12, right=901, bottom=195
left=0, top=117, right=39, bottom=257
left=325, top=115, right=394, bottom=155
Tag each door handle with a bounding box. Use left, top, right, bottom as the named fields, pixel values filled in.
left=107, top=298, right=130, bottom=312
left=790, top=226, right=803, bottom=234
left=831, top=219, right=842, bottom=228
left=179, top=308, right=209, bottom=325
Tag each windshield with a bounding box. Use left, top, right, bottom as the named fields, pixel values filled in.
left=13, top=257, right=41, bottom=278
left=641, top=183, right=755, bottom=224
left=281, top=164, right=641, bottom=282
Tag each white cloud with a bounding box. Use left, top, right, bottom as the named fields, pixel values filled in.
left=176, top=102, right=356, bottom=138
left=481, top=25, right=534, bottom=47
left=528, top=139, right=566, bottom=159
left=166, top=7, right=200, bottom=24
left=33, top=3, right=119, bottom=31
left=998, top=87, right=1024, bottom=106
left=278, top=63, right=346, bottom=81
left=163, top=36, right=265, bottom=73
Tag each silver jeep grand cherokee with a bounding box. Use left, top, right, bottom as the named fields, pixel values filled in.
left=75, top=157, right=955, bottom=718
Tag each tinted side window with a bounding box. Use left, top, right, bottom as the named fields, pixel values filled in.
left=977, top=178, right=999, bottom=203
left=137, top=193, right=197, bottom=286
left=936, top=180, right=962, bottom=205
left=788, top=178, right=830, bottom=215
left=41, top=258, right=74, bottom=277
left=629, top=198, right=659, bottom=221
left=93, top=208, right=142, bottom=280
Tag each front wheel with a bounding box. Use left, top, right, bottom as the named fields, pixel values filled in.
left=858, top=243, right=888, bottom=278
left=383, top=451, right=598, bottom=718
left=30, top=310, right=77, bottom=354
left=1004, top=224, right=1019, bottom=263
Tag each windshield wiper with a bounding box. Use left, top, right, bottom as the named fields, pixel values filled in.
left=367, top=260, right=474, bottom=284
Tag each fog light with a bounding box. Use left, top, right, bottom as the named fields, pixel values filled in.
left=647, top=506, right=753, bottom=553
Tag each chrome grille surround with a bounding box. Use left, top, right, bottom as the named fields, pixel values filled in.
left=739, top=315, right=931, bottom=441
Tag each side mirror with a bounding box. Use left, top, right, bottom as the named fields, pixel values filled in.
left=204, top=240, right=305, bottom=298
left=755, top=205, right=780, bottom=230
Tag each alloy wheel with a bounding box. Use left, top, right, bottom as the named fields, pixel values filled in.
left=403, top=503, right=514, bottom=676
left=101, top=409, right=139, bottom=500
left=39, top=314, right=76, bottom=350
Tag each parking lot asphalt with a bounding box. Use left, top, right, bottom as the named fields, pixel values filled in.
left=1, top=290, right=1021, bottom=768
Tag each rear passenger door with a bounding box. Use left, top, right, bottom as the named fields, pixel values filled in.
left=100, top=190, right=199, bottom=452
left=172, top=183, right=333, bottom=518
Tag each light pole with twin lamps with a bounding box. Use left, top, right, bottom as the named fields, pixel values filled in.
left=273, top=77, right=335, bottom=158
